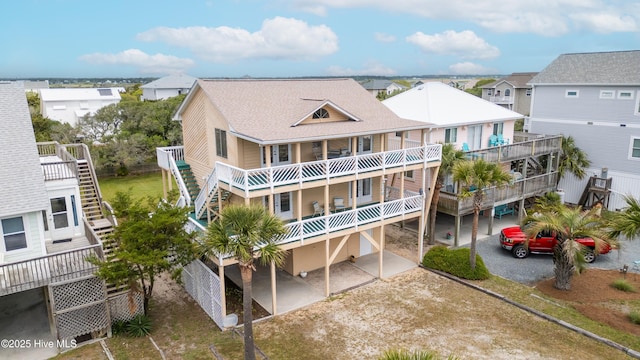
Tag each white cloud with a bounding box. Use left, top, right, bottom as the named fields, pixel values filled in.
left=448, top=62, right=495, bottom=75
left=570, top=12, right=638, bottom=33
left=326, top=61, right=396, bottom=76
left=288, top=1, right=640, bottom=36
left=374, top=32, right=396, bottom=42
left=79, top=49, right=194, bottom=74
left=137, top=17, right=338, bottom=62
left=406, top=30, right=500, bottom=59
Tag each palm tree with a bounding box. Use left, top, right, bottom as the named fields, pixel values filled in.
left=452, top=159, right=512, bottom=269
left=428, top=143, right=466, bottom=245
left=523, top=205, right=616, bottom=290
left=608, top=195, right=640, bottom=240
left=557, top=135, right=590, bottom=186
left=203, top=204, right=287, bottom=360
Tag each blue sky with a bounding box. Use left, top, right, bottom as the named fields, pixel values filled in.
left=2, top=0, right=639, bottom=78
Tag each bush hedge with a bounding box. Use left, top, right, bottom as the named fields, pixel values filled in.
left=422, top=246, right=490, bottom=280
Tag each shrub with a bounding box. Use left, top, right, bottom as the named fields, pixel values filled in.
left=422, top=246, right=490, bottom=280
left=125, top=314, right=152, bottom=337
left=629, top=311, right=640, bottom=325
left=611, top=279, right=636, bottom=292
left=111, top=319, right=128, bottom=336
left=379, top=349, right=460, bottom=360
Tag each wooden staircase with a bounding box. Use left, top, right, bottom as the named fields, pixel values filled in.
left=176, top=160, right=230, bottom=223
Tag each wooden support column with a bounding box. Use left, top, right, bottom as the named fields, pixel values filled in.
left=265, top=145, right=274, bottom=213
left=162, top=169, right=167, bottom=199
left=379, top=225, right=385, bottom=278
left=488, top=207, right=494, bottom=235
left=454, top=215, right=461, bottom=247
left=324, top=238, right=330, bottom=297
left=295, top=143, right=302, bottom=221
left=219, top=264, right=227, bottom=320
left=270, top=260, right=277, bottom=315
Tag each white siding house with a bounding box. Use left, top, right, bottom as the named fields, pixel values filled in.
left=40, top=87, right=121, bottom=126
left=141, top=74, right=196, bottom=101
left=528, top=50, right=640, bottom=210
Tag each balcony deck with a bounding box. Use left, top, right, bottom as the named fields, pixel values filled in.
left=0, top=220, right=105, bottom=297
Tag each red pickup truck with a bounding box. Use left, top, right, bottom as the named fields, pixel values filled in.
left=499, top=226, right=611, bottom=263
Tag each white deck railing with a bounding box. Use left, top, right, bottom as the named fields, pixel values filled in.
left=157, top=147, right=191, bottom=207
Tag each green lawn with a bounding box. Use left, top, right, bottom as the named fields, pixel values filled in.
left=98, top=172, right=165, bottom=203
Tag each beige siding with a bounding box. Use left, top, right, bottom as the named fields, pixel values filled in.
left=240, top=139, right=261, bottom=169
left=287, top=234, right=360, bottom=275
left=182, top=89, right=212, bottom=188
left=298, top=106, right=350, bottom=125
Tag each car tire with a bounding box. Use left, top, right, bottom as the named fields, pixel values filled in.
left=583, top=248, right=596, bottom=263
left=512, top=244, right=529, bottom=259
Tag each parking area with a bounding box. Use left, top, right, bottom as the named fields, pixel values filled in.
left=471, top=234, right=640, bottom=285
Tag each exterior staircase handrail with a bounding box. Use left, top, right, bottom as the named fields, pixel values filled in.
left=168, top=153, right=192, bottom=207
left=194, top=167, right=218, bottom=219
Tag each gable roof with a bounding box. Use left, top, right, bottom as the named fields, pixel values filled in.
left=382, top=82, right=524, bottom=127
left=0, top=82, right=49, bottom=217
left=176, top=78, right=427, bottom=144
left=291, top=100, right=361, bottom=127
left=141, top=75, right=197, bottom=89
left=360, top=79, right=403, bottom=91
left=482, top=72, right=537, bottom=89
left=39, top=87, right=122, bottom=102
left=529, top=51, right=640, bottom=85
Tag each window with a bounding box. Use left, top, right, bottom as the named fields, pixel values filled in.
left=312, top=108, right=329, bottom=119
left=526, top=89, right=532, bottom=96
left=404, top=170, right=414, bottom=179
left=2, top=217, right=26, bottom=251
left=444, top=128, right=457, bottom=143
left=395, top=131, right=409, bottom=138
left=504, top=89, right=511, bottom=97
left=487, top=89, right=493, bottom=96
left=631, top=137, right=640, bottom=159
left=599, top=90, right=615, bottom=99
left=565, top=90, right=579, bottom=98
left=618, top=91, right=633, bottom=100
left=215, top=129, right=228, bottom=158
left=493, top=122, right=504, bottom=136
left=51, top=197, right=69, bottom=229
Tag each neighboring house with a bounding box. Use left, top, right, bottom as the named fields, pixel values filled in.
left=481, top=72, right=537, bottom=114
left=39, top=87, right=122, bottom=126
left=16, top=80, right=50, bottom=92
left=359, top=79, right=406, bottom=97
left=140, top=74, right=196, bottom=101
left=0, top=82, right=136, bottom=357
left=384, top=82, right=561, bottom=245
left=156, top=78, right=442, bottom=327
left=528, top=50, right=640, bottom=210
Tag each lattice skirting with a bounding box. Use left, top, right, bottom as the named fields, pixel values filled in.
left=182, top=260, right=224, bottom=328
left=108, top=291, right=144, bottom=322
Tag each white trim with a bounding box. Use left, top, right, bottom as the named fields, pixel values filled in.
left=618, top=90, right=634, bottom=100
left=599, top=90, right=615, bottom=99
left=635, top=91, right=640, bottom=116
left=629, top=136, right=640, bottom=161
left=565, top=89, right=579, bottom=98
left=529, top=117, right=640, bottom=129
left=0, top=215, right=29, bottom=253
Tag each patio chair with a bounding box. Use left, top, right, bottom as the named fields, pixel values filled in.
left=312, top=201, right=324, bottom=217
left=333, top=197, right=346, bottom=212
left=462, top=143, right=470, bottom=152
left=489, top=135, right=498, bottom=147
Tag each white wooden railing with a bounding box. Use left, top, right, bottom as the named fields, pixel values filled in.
left=157, top=147, right=191, bottom=207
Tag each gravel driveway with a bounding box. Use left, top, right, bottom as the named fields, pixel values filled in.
left=466, top=234, right=640, bottom=285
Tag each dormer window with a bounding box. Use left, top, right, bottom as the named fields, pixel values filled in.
left=313, top=108, right=329, bottom=119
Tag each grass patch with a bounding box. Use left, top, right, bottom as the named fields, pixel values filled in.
left=611, top=279, right=636, bottom=292
left=98, top=173, right=164, bottom=203
left=422, top=245, right=490, bottom=280
left=379, top=349, right=460, bottom=360
left=630, top=311, right=640, bottom=325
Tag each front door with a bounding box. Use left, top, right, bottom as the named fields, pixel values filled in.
left=264, top=193, right=293, bottom=220
left=48, top=195, right=77, bottom=241
left=467, top=125, right=482, bottom=150
left=349, top=178, right=373, bottom=206
left=262, top=144, right=292, bottom=167
left=359, top=229, right=373, bottom=256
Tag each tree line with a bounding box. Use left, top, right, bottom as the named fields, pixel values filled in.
left=28, top=85, right=184, bottom=175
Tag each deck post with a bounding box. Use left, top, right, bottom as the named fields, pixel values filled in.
left=454, top=215, right=461, bottom=247
left=219, top=264, right=227, bottom=320
left=270, top=260, right=277, bottom=315
left=324, top=238, right=330, bottom=297
left=379, top=224, right=385, bottom=278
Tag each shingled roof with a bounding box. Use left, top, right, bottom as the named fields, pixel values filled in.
left=529, top=51, right=640, bottom=85
left=0, top=82, right=48, bottom=217
left=482, top=72, right=537, bottom=88
left=177, top=78, right=427, bottom=144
